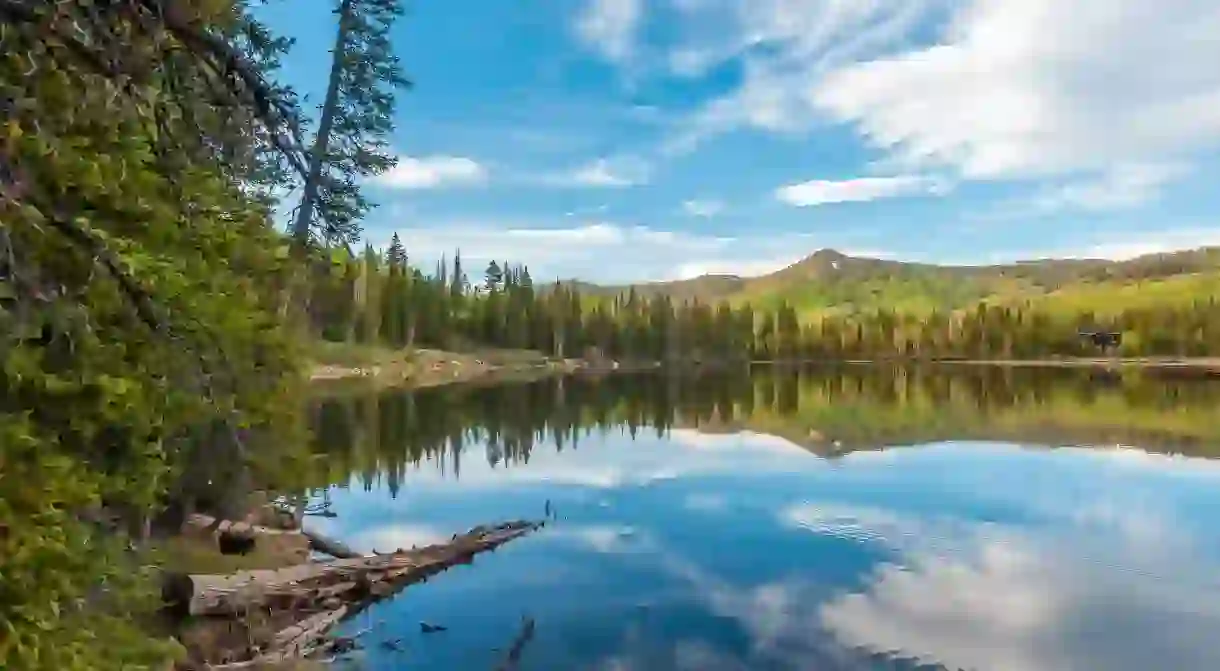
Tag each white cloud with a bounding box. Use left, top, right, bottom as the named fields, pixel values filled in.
left=671, top=258, right=804, bottom=280
left=669, top=0, right=1220, bottom=196
left=990, top=226, right=1220, bottom=263
left=818, top=528, right=1220, bottom=671
left=345, top=523, right=447, bottom=553
left=570, top=158, right=649, bottom=187
left=324, top=427, right=816, bottom=498
left=668, top=430, right=805, bottom=456
left=374, top=155, right=488, bottom=190
left=575, top=0, right=643, bottom=63
left=1032, top=162, right=1189, bottom=213
left=663, top=0, right=936, bottom=152
left=558, top=525, right=645, bottom=554
left=813, top=0, right=1220, bottom=179
left=650, top=485, right=1220, bottom=670
left=681, top=199, right=726, bottom=217
left=775, top=174, right=951, bottom=206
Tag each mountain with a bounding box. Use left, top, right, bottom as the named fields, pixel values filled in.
left=568, top=247, right=1220, bottom=317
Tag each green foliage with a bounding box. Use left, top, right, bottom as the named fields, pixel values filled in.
left=574, top=248, right=1220, bottom=322
left=1, top=2, right=312, bottom=668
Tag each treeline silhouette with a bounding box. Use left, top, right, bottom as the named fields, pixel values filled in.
left=306, top=366, right=1220, bottom=492
left=306, top=243, right=1220, bottom=362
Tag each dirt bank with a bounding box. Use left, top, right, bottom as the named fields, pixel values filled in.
left=309, top=344, right=584, bottom=388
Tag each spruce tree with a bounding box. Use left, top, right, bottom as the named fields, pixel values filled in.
left=290, top=0, right=410, bottom=246
left=385, top=232, right=406, bottom=266
left=485, top=260, right=504, bottom=293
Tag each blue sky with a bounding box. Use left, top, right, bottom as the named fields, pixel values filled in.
left=259, top=0, right=1220, bottom=284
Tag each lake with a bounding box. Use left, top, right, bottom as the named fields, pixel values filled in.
left=305, top=366, right=1220, bottom=671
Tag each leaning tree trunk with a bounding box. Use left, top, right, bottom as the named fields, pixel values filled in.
left=290, top=0, right=354, bottom=242
left=280, top=0, right=355, bottom=326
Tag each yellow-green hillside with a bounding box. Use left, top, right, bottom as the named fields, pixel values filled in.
left=569, top=247, right=1220, bottom=320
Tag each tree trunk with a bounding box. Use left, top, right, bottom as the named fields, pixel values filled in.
left=290, top=0, right=355, bottom=243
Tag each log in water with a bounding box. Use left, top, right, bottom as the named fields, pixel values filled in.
left=170, top=520, right=542, bottom=617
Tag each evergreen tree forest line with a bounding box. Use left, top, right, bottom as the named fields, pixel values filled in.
left=306, top=366, right=1220, bottom=494
left=307, top=235, right=1220, bottom=362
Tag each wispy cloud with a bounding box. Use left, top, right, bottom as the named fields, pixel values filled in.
left=1031, top=163, right=1189, bottom=213
left=812, top=0, right=1220, bottom=179
left=574, top=0, right=643, bottom=63
left=775, top=175, right=951, bottom=207
left=983, top=226, right=1220, bottom=264
left=374, top=155, right=488, bottom=190
left=664, top=0, right=1220, bottom=186
left=542, top=156, right=652, bottom=188
left=682, top=198, right=727, bottom=217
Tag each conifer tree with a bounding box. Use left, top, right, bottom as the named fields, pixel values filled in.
left=485, top=260, right=504, bottom=293
left=290, top=0, right=410, bottom=246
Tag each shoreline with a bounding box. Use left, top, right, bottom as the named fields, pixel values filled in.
left=308, top=346, right=588, bottom=389
left=310, top=351, right=1220, bottom=390
left=752, top=357, right=1220, bottom=372
left=880, top=357, right=1220, bottom=372
left=938, top=357, right=1220, bottom=370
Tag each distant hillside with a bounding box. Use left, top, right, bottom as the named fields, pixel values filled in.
left=566, top=247, right=1220, bottom=318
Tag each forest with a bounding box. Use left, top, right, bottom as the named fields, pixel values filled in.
left=306, top=239, right=1220, bottom=363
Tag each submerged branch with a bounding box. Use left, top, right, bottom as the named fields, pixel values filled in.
left=493, top=616, right=537, bottom=671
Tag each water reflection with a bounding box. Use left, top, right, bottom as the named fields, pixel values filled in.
left=307, top=366, right=1220, bottom=491
left=306, top=367, right=1220, bottom=671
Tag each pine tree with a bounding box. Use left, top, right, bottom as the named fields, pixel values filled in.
left=452, top=249, right=467, bottom=297
left=485, top=261, right=503, bottom=293
left=385, top=232, right=406, bottom=266
left=290, top=0, right=411, bottom=246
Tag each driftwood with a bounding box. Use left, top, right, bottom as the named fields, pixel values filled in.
left=203, top=608, right=349, bottom=670
left=301, top=528, right=361, bottom=559
left=186, top=520, right=544, bottom=670
left=168, top=520, right=543, bottom=617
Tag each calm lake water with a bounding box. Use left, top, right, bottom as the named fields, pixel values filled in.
left=306, top=366, right=1220, bottom=671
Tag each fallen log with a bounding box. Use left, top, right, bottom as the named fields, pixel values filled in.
left=302, top=527, right=362, bottom=559
left=167, top=520, right=543, bottom=617
left=202, top=607, right=348, bottom=670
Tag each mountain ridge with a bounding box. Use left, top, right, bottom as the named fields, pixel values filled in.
left=559, top=246, right=1220, bottom=317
